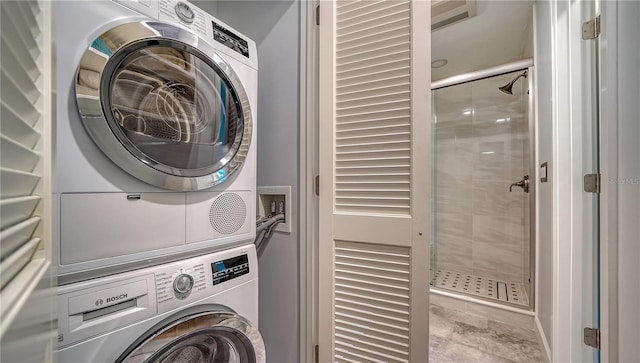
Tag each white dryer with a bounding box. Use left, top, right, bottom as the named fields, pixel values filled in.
left=56, top=244, right=265, bottom=362
left=53, top=0, right=258, bottom=283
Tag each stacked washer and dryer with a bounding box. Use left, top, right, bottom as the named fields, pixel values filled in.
left=53, top=0, right=264, bottom=361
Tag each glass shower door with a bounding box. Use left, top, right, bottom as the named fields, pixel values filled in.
left=430, top=69, right=532, bottom=309
left=581, top=0, right=602, bottom=360
left=430, top=91, right=438, bottom=284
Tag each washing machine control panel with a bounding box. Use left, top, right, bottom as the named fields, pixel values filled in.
left=155, top=263, right=207, bottom=305
left=211, top=254, right=250, bottom=286
left=153, top=246, right=256, bottom=314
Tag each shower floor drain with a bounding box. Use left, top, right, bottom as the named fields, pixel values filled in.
left=432, top=270, right=529, bottom=307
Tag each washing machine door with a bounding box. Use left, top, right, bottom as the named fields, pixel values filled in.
left=76, top=21, right=252, bottom=191
left=118, top=310, right=265, bottom=363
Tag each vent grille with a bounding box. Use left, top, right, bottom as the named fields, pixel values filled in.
left=335, top=0, right=412, bottom=215
left=431, top=0, right=477, bottom=31
left=334, top=240, right=411, bottom=362
left=209, top=193, right=246, bottom=235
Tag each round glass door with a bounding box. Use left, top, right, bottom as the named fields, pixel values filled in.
left=76, top=22, right=252, bottom=191
left=118, top=311, right=265, bottom=363
left=108, top=44, right=243, bottom=176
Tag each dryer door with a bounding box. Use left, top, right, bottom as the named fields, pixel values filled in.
left=118, top=310, right=265, bottom=363
left=76, top=21, right=252, bottom=191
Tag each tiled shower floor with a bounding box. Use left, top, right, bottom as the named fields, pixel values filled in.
left=432, top=270, right=529, bottom=307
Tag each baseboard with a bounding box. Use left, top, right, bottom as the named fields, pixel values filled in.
left=534, top=316, right=552, bottom=363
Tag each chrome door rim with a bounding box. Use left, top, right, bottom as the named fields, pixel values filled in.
left=118, top=310, right=266, bottom=363
left=75, top=21, right=252, bottom=191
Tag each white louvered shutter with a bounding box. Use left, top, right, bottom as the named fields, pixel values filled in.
left=318, top=1, right=430, bottom=362
left=0, top=0, right=53, bottom=341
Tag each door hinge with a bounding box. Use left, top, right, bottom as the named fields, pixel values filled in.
left=314, top=175, right=320, bottom=196
left=584, top=327, right=601, bottom=349
left=584, top=173, right=601, bottom=193
left=582, top=15, right=601, bottom=40
left=315, top=5, right=320, bottom=26
left=314, top=344, right=319, bottom=363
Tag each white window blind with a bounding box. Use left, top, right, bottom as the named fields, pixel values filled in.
left=0, top=0, right=51, bottom=337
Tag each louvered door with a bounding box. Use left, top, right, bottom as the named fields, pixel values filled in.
left=318, top=1, right=430, bottom=362
left=0, top=0, right=53, bottom=352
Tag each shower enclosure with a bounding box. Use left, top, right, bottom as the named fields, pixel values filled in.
left=430, top=61, right=534, bottom=310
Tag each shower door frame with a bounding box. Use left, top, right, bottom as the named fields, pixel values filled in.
left=431, top=58, right=536, bottom=311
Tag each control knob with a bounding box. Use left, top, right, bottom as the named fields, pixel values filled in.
left=174, top=2, right=195, bottom=24
left=173, top=273, right=194, bottom=299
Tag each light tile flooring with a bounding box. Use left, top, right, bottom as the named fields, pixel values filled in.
left=429, top=304, right=545, bottom=363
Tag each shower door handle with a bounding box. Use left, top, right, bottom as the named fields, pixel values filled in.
left=509, top=175, right=529, bottom=193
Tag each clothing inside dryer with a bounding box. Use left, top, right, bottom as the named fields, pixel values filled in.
left=108, top=46, right=243, bottom=172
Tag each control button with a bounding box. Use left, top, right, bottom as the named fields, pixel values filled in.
left=173, top=273, right=194, bottom=299
left=174, top=2, right=195, bottom=23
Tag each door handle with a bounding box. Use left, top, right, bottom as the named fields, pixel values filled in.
left=509, top=175, right=529, bottom=193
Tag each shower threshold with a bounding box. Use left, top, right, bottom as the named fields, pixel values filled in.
left=431, top=269, right=529, bottom=307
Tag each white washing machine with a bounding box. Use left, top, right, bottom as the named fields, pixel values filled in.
left=53, top=0, right=258, bottom=284
left=56, top=244, right=265, bottom=362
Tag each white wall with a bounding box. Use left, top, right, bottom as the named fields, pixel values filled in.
left=614, top=1, right=640, bottom=360
left=533, top=0, right=553, bottom=353
left=194, top=2, right=301, bottom=362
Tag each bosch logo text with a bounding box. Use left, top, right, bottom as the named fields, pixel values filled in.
left=107, top=294, right=128, bottom=303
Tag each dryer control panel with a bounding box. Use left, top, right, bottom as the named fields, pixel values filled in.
left=157, top=0, right=257, bottom=69
left=212, top=21, right=250, bottom=58
left=159, top=0, right=208, bottom=36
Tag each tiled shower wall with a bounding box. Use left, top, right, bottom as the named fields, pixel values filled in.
left=433, top=71, right=530, bottom=285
